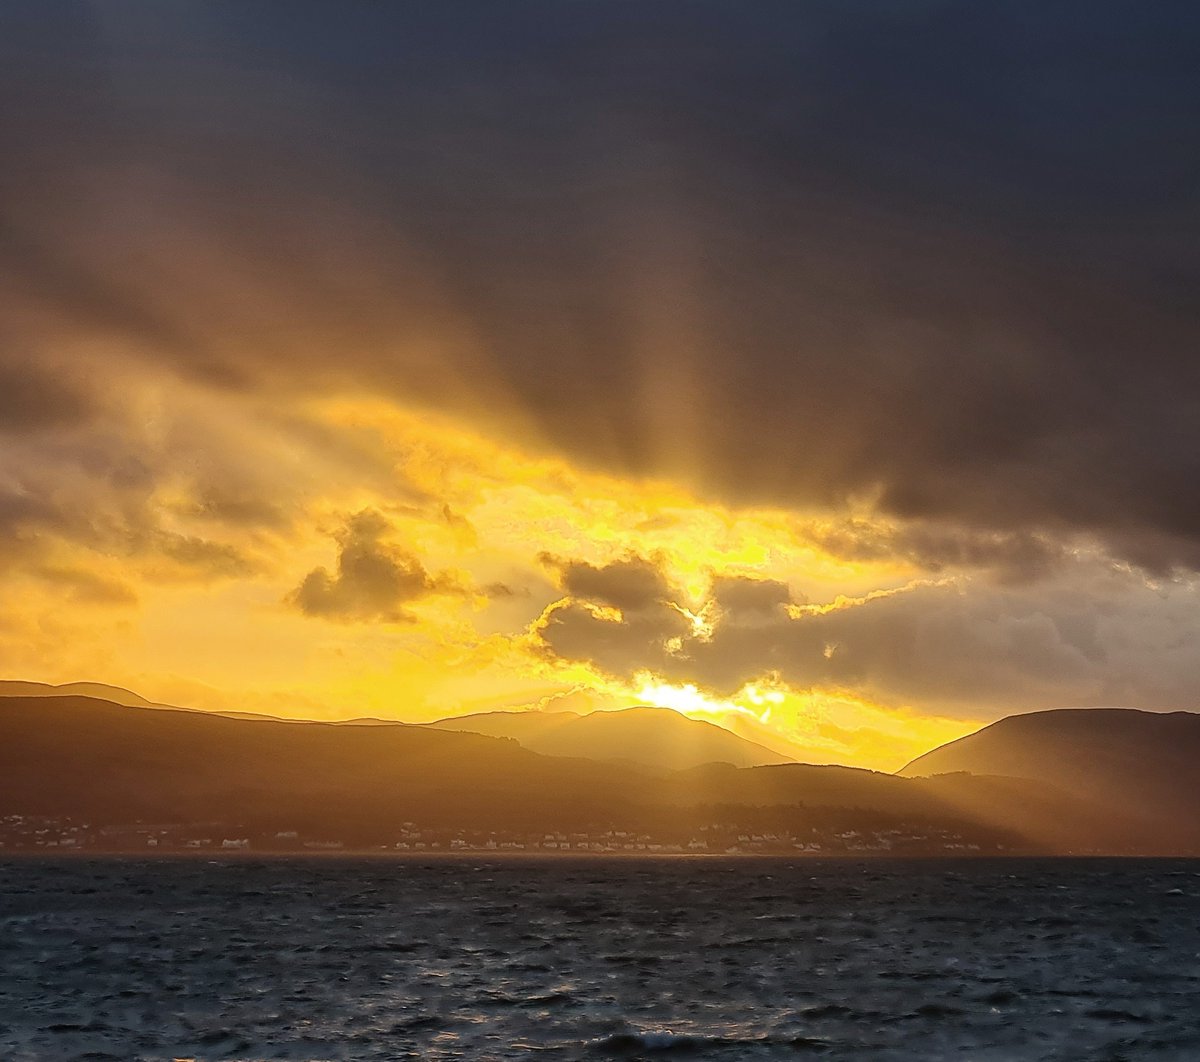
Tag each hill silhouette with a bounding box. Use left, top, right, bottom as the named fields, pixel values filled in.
left=0, top=695, right=644, bottom=839
left=900, top=708, right=1200, bottom=852
left=2, top=694, right=1198, bottom=854
left=0, top=683, right=805, bottom=768
left=429, top=706, right=791, bottom=770
left=0, top=680, right=154, bottom=707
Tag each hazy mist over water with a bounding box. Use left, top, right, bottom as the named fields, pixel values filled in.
left=3, top=856, right=1199, bottom=1060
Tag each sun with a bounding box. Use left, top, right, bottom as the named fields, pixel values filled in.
left=636, top=677, right=728, bottom=717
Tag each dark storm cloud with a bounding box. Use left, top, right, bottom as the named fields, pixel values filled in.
left=152, top=531, right=256, bottom=581
left=288, top=509, right=457, bottom=623
left=33, top=565, right=138, bottom=606
left=538, top=597, right=693, bottom=675
left=0, top=362, right=90, bottom=432
left=0, top=221, right=221, bottom=383
left=0, top=400, right=273, bottom=582
left=805, top=520, right=1069, bottom=585
left=5, top=3, right=1200, bottom=567
left=536, top=560, right=798, bottom=690
left=536, top=556, right=690, bottom=672
left=0, top=490, right=60, bottom=539
left=536, top=553, right=1200, bottom=715
left=546, top=555, right=673, bottom=613
left=177, top=488, right=291, bottom=531
left=709, top=576, right=795, bottom=618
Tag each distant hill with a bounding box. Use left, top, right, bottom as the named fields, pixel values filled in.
left=429, top=709, right=582, bottom=744
left=0, top=695, right=644, bottom=838
left=3, top=694, right=1198, bottom=854
left=899, top=708, right=1200, bottom=852
left=429, top=706, right=792, bottom=770
left=0, top=684, right=805, bottom=770
left=0, top=680, right=154, bottom=707
left=1, top=681, right=312, bottom=724
left=687, top=709, right=827, bottom=764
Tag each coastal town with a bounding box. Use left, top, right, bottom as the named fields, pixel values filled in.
left=0, top=813, right=993, bottom=856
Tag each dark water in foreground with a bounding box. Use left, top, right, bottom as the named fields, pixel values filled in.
left=1, top=858, right=1199, bottom=1061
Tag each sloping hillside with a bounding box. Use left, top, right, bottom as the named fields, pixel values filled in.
left=430, top=706, right=791, bottom=769
left=0, top=696, right=646, bottom=837
left=428, top=709, right=582, bottom=745
left=4, top=695, right=1198, bottom=853
left=900, top=708, right=1200, bottom=851
left=0, top=680, right=154, bottom=707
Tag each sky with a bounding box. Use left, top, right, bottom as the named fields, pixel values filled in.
left=2, top=2, right=1200, bottom=771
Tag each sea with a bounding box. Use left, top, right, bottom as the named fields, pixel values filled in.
left=1, top=856, right=1198, bottom=1061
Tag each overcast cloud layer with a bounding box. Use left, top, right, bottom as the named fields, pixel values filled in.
left=5, top=3, right=1200, bottom=565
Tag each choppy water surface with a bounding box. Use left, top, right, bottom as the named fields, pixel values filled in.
left=2, top=857, right=1199, bottom=1060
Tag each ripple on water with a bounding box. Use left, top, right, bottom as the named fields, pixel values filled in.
left=1, top=857, right=1200, bottom=1061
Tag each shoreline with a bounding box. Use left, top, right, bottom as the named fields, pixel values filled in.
left=3, top=849, right=1198, bottom=861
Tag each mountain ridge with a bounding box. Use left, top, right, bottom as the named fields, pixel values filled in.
left=0, top=680, right=155, bottom=707
left=900, top=706, right=1200, bottom=852
left=2, top=693, right=1198, bottom=854
left=429, top=705, right=792, bottom=770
